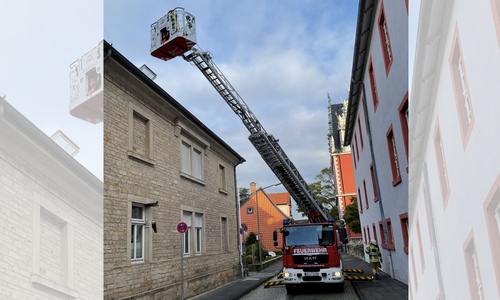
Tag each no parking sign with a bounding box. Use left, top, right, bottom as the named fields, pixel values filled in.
left=177, top=222, right=188, bottom=234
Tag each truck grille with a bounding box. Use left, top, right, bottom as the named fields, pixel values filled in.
left=292, top=254, right=329, bottom=264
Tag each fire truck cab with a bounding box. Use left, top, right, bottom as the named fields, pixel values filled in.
left=274, top=218, right=344, bottom=293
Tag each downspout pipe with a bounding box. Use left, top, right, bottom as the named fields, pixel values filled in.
left=234, top=159, right=245, bottom=278
left=417, top=159, right=446, bottom=299
left=352, top=79, right=395, bottom=279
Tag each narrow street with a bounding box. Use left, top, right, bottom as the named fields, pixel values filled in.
left=240, top=274, right=359, bottom=300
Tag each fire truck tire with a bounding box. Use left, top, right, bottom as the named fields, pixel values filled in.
left=285, top=284, right=296, bottom=294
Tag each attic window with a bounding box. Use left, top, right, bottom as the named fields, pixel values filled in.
left=247, top=207, right=254, bottom=214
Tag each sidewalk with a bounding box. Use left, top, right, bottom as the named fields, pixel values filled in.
left=187, top=259, right=283, bottom=300
left=341, top=252, right=408, bottom=300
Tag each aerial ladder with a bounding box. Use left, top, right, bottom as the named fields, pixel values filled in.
left=151, top=8, right=330, bottom=223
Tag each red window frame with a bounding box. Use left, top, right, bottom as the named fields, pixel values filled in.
left=449, top=24, right=474, bottom=150
left=463, top=230, right=485, bottom=300
left=379, top=221, right=387, bottom=249
left=370, top=163, right=378, bottom=202
left=372, top=223, right=378, bottom=245
left=368, top=57, right=379, bottom=112
left=399, top=92, right=409, bottom=172
left=386, top=124, right=402, bottom=186
left=405, top=0, right=409, bottom=15
left=363, top=227, right=367, bottom=244
left=483, top=175, right=500, bottom=297
left=354, top=132, right=360, bottom=162
left=433, top=117, right=451, bottom=209
left=358, top=187, right=363, bottom=214
left=490, top=0, right=500, bottom=48
left=400, top=213, right=409, bottom=254
left=367, top=226, right=371, bottom=243
left=378, top=1, right=394, bottom=76
left=386, top=218, right=395, bottom=250
left=363, top=179, right=369, bottom=209
left=358, top=116, right=364, bottom=150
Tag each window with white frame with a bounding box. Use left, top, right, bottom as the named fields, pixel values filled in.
left=131, top=204, right=145, bottom=262
left=195, top=213, right=203, bottom=254
left=181, top=141, right=203, bottom=180
left=182, top=211, right=191, bottom=255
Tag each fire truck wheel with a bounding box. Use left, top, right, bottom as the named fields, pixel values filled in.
left=285, top=284, right=296, bottom=294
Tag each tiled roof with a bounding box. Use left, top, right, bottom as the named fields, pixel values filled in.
left=268, top=192, right=291, bottom=205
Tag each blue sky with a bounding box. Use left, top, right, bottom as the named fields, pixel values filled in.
left=104, top=0, right=359, bottom=218
left=1, top=0, right=103, bottom=180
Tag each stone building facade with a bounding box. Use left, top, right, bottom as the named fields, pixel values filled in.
left=0, top=96, right=103, bottom=299
left=103, top=41, right=245, bottom=300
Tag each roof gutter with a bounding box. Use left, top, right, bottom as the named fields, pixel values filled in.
left=344, top=0, right=376, bottom=146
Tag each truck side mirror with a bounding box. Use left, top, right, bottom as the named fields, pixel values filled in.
left=273, top=230, right=278, bottom=241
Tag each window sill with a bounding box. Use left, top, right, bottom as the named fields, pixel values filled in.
left=31, top=274, right=78, bottom=299
left=131, top=259, right=145, bottom=265
left=128, top=150, right=155, bottom=166
left=219, top=188, right=228, bottom=195
left=180, top=172, right=205, bottom=185
left=374, top=197, right=379, bottom=203
left=388, top=244, right=395, bottom=251
left=392, top=176, right=402, bottom=187
left=404, top=246, right=408, bottom=254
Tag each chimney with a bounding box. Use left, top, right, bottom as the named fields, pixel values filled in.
left=250, top=182, right=256, bottom=195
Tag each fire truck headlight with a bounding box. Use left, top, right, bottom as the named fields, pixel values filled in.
left=334, top=272, right=341, bottom=276
left=284, top=273, right=291, bottom=278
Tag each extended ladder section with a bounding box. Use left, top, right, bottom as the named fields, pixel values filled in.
left=183, top=47, right=330, bottom=223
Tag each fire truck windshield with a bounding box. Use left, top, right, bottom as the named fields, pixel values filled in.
left=284, top=224, right=335, bottom=247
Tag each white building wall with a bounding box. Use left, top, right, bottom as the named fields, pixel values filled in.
left=351, top=0, right=409, bottom=284
left=410, top=0, right=500, bottom=299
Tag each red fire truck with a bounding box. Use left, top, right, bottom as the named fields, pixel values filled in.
left=273, top=218, right=344, bottom=293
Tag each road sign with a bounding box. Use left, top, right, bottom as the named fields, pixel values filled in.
left=243, top=225, right=248, bottom=232
left=257, top=233, right=263, bottom=240
left=177, top=222, right=188, bottom=234
left=240, top=228, right=244, bottom=234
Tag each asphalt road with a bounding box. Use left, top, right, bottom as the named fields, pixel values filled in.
left=240, top=274, right=360, bottom=300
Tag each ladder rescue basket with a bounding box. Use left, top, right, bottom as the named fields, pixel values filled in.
left=150, top=7, right=197, bottom=61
